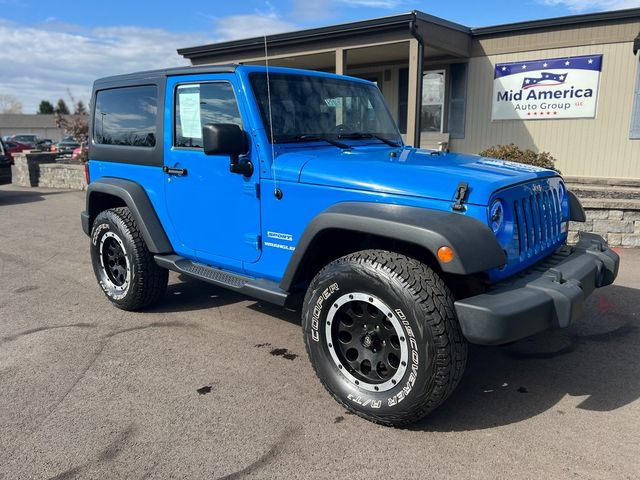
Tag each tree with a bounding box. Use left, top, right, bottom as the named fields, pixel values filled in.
left=74, top=101, right=87, bottom=115
left=38, top=100, right=55, bottom=114
left=55, top=112, right=88, bottom=162
left=55, top=99, right=70, bottom=115
left=0, top=94, right=23, bottom=114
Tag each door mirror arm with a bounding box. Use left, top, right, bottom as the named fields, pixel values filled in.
left=230, top=154, right=253, bottom=177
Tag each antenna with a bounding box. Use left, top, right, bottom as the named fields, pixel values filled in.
left=264, top=35, right=281, bottom=199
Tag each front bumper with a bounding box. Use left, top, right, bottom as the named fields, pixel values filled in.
left=454, top=232, right=619, bottom=345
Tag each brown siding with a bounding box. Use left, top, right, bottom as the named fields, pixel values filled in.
left=472, top=19, right=640, bottom=56
left=451, top=41, right=640, bottom=179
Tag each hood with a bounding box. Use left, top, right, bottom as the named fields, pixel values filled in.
left=276, top=146, right=559, bottom=206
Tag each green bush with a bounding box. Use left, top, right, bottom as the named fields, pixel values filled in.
left=479, top=144, right=560, bottom=173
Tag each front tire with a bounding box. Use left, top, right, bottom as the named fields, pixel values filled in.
left=302, top=249, right=467, bottom=427
left=90, top=207, right=168, bottom=311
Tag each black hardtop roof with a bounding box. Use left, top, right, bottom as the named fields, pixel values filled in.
left=93, top=64, right=238, bottom=89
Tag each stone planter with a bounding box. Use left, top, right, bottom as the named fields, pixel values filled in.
left=12, top=152, right=58, bottom=187
left=38, top=163, right=87, bottom=190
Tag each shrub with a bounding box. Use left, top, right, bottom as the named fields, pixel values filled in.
left=479, top=144, right=560, bottom=173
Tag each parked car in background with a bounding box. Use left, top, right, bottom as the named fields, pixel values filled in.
left=0, top=139, right=12, bottom=185
left=9, top=134, right=39, bottom=148
left=37, top=138, right=53, bottom=150
left=71, top=142, right=87, bottom=163
left=52, top=136, right=79, bottom=157
left=4, top=140, right=29, bottom=164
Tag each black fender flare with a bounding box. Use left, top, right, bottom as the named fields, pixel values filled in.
left=82, top=177, right=173, bottom=253
left=280, top=202, right=507, bottom=291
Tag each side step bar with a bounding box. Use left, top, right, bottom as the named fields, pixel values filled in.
left=154, top=254, right=289, bottom=306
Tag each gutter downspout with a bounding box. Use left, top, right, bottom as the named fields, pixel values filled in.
left=409, top=12, right=424, bottom=148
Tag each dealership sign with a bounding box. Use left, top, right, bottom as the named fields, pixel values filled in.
left=492, top=54, right=602, bottom=120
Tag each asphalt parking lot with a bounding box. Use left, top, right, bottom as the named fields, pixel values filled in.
left=1, top=184, right=639, bottom=479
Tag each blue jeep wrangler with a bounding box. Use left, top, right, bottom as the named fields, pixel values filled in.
left=81, top=65, right=619, bottom=426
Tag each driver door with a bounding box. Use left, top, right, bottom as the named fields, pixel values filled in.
left=163, top=75, right=261, bottom=266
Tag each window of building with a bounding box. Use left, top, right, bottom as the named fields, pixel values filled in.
left=631, top=56, right=640, bottom=140
left=94, top=86, right=157, bottom=147
left=174, top=82, right=242, bottom=148
left=421, top=70, right=446, bottom=133
left=448, top=63, right=468, bottom=139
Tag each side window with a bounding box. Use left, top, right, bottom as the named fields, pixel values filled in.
left=175, top=82, right=242, bottom=148
left=94, top=85, right=157, bottom=147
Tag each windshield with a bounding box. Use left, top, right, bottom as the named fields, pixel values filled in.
left=250, top=72, right=401, bottom=145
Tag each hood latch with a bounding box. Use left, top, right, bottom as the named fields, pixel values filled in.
left=452, top=182, right=469, bottom=211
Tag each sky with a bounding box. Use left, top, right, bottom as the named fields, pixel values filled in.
left=1, top=0, right=639, bottom=113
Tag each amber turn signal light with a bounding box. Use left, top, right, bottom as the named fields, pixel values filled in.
left=437, top=246, right=455, bottom=263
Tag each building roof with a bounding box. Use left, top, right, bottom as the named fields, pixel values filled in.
left=178, top=7, right=640, bottom=61
left=471, top=7, right=640, bottom=35
left=178, top=11, right=475, bottom=60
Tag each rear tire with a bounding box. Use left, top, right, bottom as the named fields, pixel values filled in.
left=90, top=207, right=168, bottom=311
left=302, top=249, right=467, bottom=427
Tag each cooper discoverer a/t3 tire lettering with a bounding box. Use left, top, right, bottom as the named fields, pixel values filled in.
left=302, top=249, right=467, bottom=427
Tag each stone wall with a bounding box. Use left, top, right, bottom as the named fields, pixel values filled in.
left=38, top=163, right=87, bottom=190
left=12, top=152, right=57, bottom=187
left=568, top=201, right=640, bottom=248
left=565, top=177, right=640, bottom=248
left=11, top=151, right=86, bottom=191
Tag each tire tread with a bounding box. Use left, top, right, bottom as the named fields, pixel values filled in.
left=303, top=249, right=467, bottom=427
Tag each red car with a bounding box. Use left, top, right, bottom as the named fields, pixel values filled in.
left=3, top=140, right=29, bottom=164
left=71, top=143, right=88, bottom=162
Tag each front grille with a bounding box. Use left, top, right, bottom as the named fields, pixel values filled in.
left=513, top=184, right=564, bottom=257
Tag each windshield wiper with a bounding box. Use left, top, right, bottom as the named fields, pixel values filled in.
left=288, top=135, right=351, bottom=149
left=337, top=132, right=401, bottom=147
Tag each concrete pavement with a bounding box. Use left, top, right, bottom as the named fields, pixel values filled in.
left=1, top=184, right=639, bottom=479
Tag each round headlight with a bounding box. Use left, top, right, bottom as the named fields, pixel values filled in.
left=490, top=199, right=504, bottom=234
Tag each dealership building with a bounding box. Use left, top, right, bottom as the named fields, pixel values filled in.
left=179, top=8, right=640, bottom=179
left=178, top=8, right=640, bottom=246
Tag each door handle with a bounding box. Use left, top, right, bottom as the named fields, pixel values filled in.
left=163, top=166, right=187, bottom=176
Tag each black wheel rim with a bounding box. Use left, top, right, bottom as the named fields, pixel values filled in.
left=102, top=235, right=128, bottom=287
left=326, top=293, right=408, bottom=392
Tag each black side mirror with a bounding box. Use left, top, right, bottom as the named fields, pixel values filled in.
left=202, top=123, right=253, bottom=176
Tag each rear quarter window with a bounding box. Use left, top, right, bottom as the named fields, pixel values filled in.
left=94, top=85, right=157, bottom=147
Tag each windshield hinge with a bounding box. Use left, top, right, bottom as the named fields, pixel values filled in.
left=452, top=182, right=469, bottom=211
left=244, top=234, right=261, bottom=250
left=243, top=182, right=260, bottom=198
